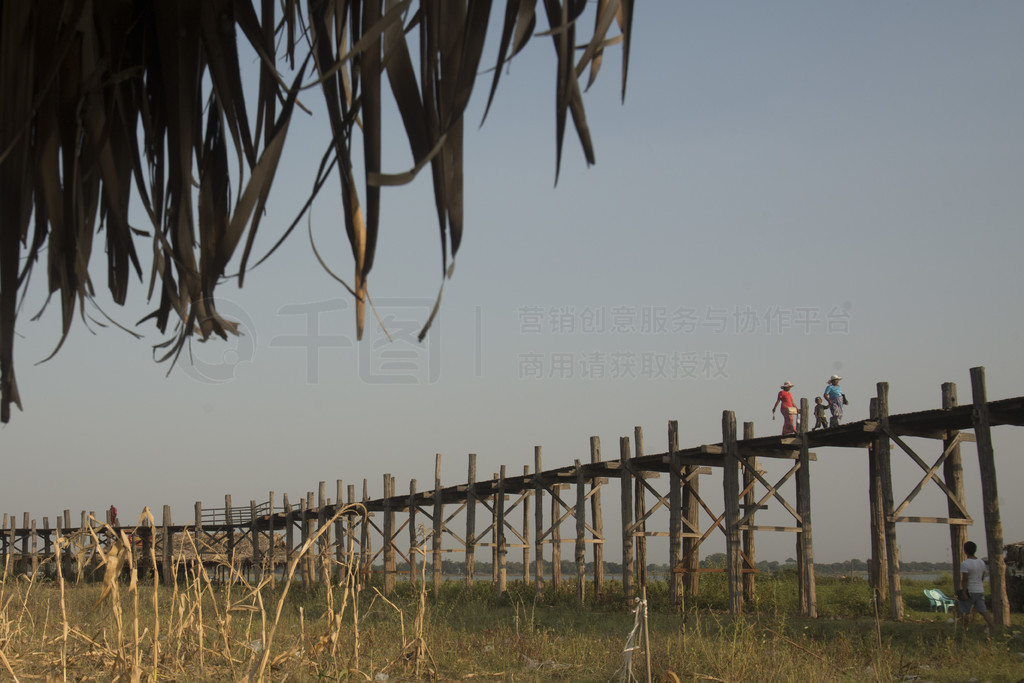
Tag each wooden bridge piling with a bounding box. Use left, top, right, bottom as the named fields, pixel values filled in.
left=590, top=437, right=605, bottom=601
left=574, top=459, right=586, bottom=605
left=431, top=456, right=442, bottom=596
left=497, top=465, right=508, bottom=595
left=797, top=398, right=816, bottom=618
left=534, top=446, right=544, bottom=592
left=742, top=421, right=757, bottom=604
left=668, top=424, right=682, bottom=608
left=970, top=367, right=1009, bottom=627
left=941, top=383, right=967, bottom=596
left=619, top=436, right=634, bottom=603
left=722, top=411, right=742, bottom=615
left=876, top=382, right=904, bottom=619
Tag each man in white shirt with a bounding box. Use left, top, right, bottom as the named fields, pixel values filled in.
left=959, top=540, right=995, bottom=632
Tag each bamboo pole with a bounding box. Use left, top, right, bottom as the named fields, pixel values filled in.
left=969, top=366, right=1009, bottom=627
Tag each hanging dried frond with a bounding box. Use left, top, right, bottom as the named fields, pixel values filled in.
left=0, top=0, right=632, bottom=422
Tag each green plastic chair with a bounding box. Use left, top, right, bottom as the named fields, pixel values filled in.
left=924, top=588, right=956, bottom=613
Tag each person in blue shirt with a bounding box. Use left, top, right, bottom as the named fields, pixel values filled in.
left=823, top=374, right=847, bottom=427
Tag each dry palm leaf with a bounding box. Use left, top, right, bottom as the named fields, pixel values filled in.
left=0, top=0, right=632, bottom=422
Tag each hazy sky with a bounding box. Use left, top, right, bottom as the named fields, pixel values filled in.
left=5, top=2, right=1023, bottom=565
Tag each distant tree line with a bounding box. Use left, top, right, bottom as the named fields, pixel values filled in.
left=389, top=555, right=952, bottom=578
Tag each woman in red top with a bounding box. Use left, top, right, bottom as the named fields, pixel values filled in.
left=772, top=381, right=797, bottom=435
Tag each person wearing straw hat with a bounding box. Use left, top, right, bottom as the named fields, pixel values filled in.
left=823, top=374, right=847, bottom=427
left=772, top=381, right=798, bottom=435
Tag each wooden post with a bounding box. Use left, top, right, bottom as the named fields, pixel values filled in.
left=575, top=459, right=587, bottom=606
left=682, top=444, right=701, bottom=596
left=633, top=426, right=647, bottom=593
left=359, top=483, right=369, bottom=587
left=408, top=479, right=418, bottom=583
left=722, top=411, right=743, bottom=615
left=317, top=482, right=328, bottom=584
left=465, top=454, right=476, bottom=587
left=335, top=480, right=346, bottom=581
left=224, top=495, right=235, bottom=568
left=299, top=496, right=310, bottom=587
left=43, top=516, right=51, bottom=564
left=432, top=455, right=443, bottom=597
left=194, top=502, right=203, bottom=570
left=347, top=484, right=357, bottom=579
left=267, top=491, right=276, bottom=587
left=620, top=436, right=634, bottom=603
left=30, top=519, right=38, bottom=578
left=8, top=515, right=16, bottom=573
left=497, top=465, right=508, bottom=595
left=551, top=479, right=562, bottom=590
left=491, top=473, right=499, bottom=585
left=941, top=383, right=968, bottom=595
left=742, top=421, right=757, bottom=603
left=589, top=438, right=604, bottom=600
left=970, top=366, right=1009, bottom=627
left=21, top=512, right=29, bottom=573
left=868, top=397, right=887, bottom=612
left=250, top=500, right=261, bottom=582
left=283, top=494, right=294, bottom=580
left=161, top=505, right=173, bottom=586
left=797, top=398, right=816, bottom=617
left=534, top=446, right=545, bottom=592
left=522, top=465, right=532, bottom=584
left=383, top=475, right=395, bottom=595
left=877, top=382, right=903, bottom=619
left=668, top=423, right=682, bottom=607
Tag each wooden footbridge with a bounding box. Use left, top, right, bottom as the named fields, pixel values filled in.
left=3, top=367, right=1019, bottom=625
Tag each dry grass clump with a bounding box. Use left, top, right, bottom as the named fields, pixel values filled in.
left=0, top=505, right=391, bottom=681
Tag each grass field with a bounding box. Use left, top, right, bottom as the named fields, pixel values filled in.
left=2, top=547, right=1023, bottom=683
